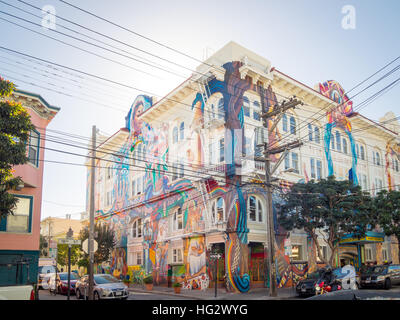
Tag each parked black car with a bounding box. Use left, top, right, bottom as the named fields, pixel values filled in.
left=296, top=271, right=321, bottom=296
left=360, top=264, right=400, bottom=289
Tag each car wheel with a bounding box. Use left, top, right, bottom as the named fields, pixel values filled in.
left=384, top=278, right=392, bottom=290
left=76, top=289, right=82, bottom=299
left=94, top=291, right=101, bottom=300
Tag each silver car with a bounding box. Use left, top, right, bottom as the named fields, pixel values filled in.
left=75, top=274, right=129, bottom=300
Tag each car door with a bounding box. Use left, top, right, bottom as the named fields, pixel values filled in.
left=392, top=265, right=400, bottom=284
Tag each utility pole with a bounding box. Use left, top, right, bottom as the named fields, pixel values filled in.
left=88, top=125, right=97, bottom=300
left=259, top=90, right=303, bottom=297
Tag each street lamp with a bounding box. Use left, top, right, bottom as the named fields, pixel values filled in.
left=209, top=249, right=222, bottom=298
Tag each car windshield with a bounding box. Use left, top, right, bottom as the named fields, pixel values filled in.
left=371, top=266, right=388, bottom=274
left=59, top=273, right=79, bottom=281
left=360, top=266, right=373, bottom=274
left=38, top=266, right=56, bottom=274
left=94, top=275, right=120, bottom=284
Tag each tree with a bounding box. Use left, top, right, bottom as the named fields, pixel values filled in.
left=78, top=223, right=116, bottom=266
left=56, top=243, right=82, bottom=267
left=278, top=176, right=375, bottom=266
left=375, top=190, right=400, bottom=247
left=0, top=77, right=34, bottom=219
left=39, top=234, right=48, bottom=257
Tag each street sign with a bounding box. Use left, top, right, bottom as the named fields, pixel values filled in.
left=58, top=238, right=81, bottom=245
left=49, top=248, right=57, bottom=259
left=82, top=239, right=98, bottom=254
left=49, top=240, right=58, bottom=249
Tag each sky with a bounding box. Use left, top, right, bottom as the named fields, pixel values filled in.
left=0, top=0, right=399, bottom=220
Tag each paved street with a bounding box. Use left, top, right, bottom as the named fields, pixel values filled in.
left=38, top=289, right=192, bottom=300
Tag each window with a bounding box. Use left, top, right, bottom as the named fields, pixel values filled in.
left=243, top=96, right=250, bottom=117
left=308, top=124, right=313, bottom=141
left=314, top=127, right=320, bottom=144
left=382, top=248, right=388, bottom=262
left=173, top=127, right=178, bottom=143
left=331, top=133, right=335, bottom=150
left=171, top=163, right=178, bottom=181
left=396, top=160, right=399, bottom=172
left=28, top=130, right=40, bottom=167
left=218, top=98, right=224, bottom=120
left=179, top=122, right=184, bottom=140
left=291, top=245, right=303, bottom=261
left=173, top=248, right=183, bottom=263
left=335, top=131, right=341, bottom=152
left=247, top=196, right=263, bottom=222
left=209, top=143, right=214, bottom=165
left=316, top=160, right=322, bottom=180
left=253, top=101, right=261, bottom=121
left=282, top=114, right=288, bottom=132
left=132, top=219, right=142, bottom=238
left=356, top=144, right=360, bottom=158
left=173, top=208, right=183, bottom=231
left=362, top=174, right=367, bottom=190
left=178, top=162, right=184, bottom=178
left=310, top=158, right=316, bottom=179
left=106, top=191, right=112, bottom=206
left=131, top=180, right=136, bottom=196
left=136, top=252, right=142, bottom=265
left=254, top=127, right=267, bottom=157
left=2, top=196, right=32, bottom=233
left=290, top=116, right=296, bottom=135
left=373, top=151, right=376, bottom=165
left=365, top=247, right=373, bottom=261
left=219, top=138, right=224, bottom=162
left=317, top=246, right=327, bottom=262
left=360, top=146, right=365, bottom=160
left=291, top=152, right=299, bottom=173
left=211, top=197, right=225, bottom=223
left=107, top=166, right=112, bottom=180
left=376, top=152, right=381, bottom=166
left=342, top=138, right=348, bottom=154
left=284, top=153, right=290, bottom=170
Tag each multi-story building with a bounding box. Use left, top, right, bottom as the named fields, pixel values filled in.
left=0, top=89, right=59, bottom=285
left=86, top=41, right=399, bottom=292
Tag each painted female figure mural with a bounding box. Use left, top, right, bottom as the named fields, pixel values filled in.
left=320, top=81, right=358, bottom=184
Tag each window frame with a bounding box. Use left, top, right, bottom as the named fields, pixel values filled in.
left=28, top=129, right=40, bottom=167
left=0, top=195, right=33, bottom=233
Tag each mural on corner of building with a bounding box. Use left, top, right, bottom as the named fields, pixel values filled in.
left=92, top=60, right=310, bottom=291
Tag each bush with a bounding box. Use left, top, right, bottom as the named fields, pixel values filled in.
left=172, top=282, right=182, bottom=288
left=143, top=275, right=153, bottom=284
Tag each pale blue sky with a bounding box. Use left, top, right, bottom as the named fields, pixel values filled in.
left=0, top=0, right=399, bottom=220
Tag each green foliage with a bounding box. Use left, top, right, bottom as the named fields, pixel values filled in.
left=172, top=281, right=182, bottom=287
left=56, top=243, right=82, bottom=267
left=374, top=190, right=400, bottom=243
left=278, top=176, right=375, bottom=266
left=143, top=275, right=153, bottom=284
left=78, top=223, right=116, bottom=266
left=0, top=77, right=34, bottom=219
left=39, top=234, right=48, bottom=257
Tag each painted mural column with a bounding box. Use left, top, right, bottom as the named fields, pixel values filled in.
left=390, top=236, right=399, bottom=264
left=376, top=243, right=383, bottom=265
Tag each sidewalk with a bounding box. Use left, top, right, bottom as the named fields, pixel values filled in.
left=128, top=284, right=298, bottom=300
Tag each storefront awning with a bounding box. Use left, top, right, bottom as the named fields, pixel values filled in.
left=338, top=231, right=385, bottom=245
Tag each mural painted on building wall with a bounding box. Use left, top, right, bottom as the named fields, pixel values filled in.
left=91, top=60, right=324, bottom=292
left=319, top=80, right=358, bottom=185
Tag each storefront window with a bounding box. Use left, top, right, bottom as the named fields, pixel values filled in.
left=291, top=245, right=303, bottom=261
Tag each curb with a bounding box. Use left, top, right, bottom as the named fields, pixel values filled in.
left=128, top=287, right=208, bottom=300
left=128, top=287, right=297, bottom=300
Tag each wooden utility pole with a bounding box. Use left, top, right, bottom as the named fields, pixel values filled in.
left=88, top=125, right=97, bottom=300
left=259, top=90, right=303, bottom=297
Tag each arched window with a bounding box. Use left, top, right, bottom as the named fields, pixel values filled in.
left=290, top=116, right=296, bottom=135
left=173, top=126, right=178, bottom=143
left=247, top=196, right=263, bottom=222
left=314, top=127, right=320, bottom=144
left=356, top=144, right=360, bottom=158
left=211, top=197, right=225, bottom=223
left=335, top=131, right=341, bottom=152
left=218, top=98, right=224, bottom=120
left=308, top=124, right=313, bottom=141
left=179, top=122, right=184, bottom=140
left=342, top=138, right=348, bottom=154
left=243, top=96, right=250, bottom=117
left=282, top=114, right=288, bottom=132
